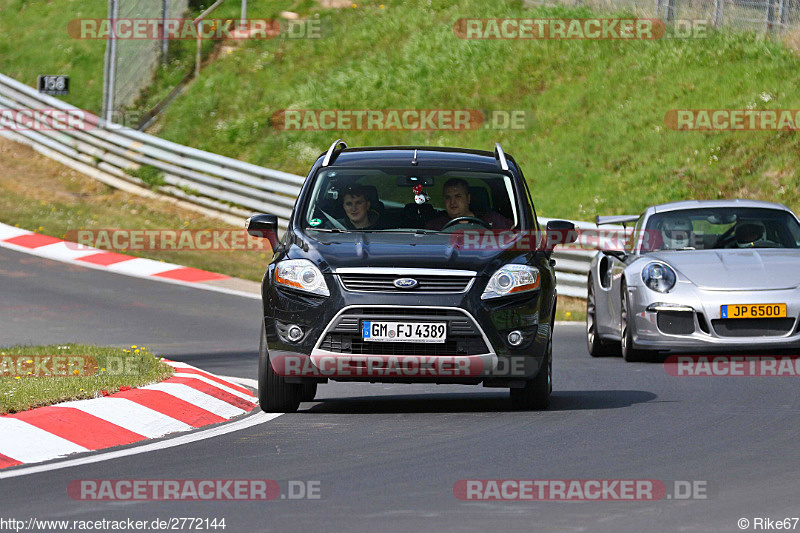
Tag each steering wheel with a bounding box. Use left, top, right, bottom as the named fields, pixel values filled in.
left=441, top=216, right=492, bottom=230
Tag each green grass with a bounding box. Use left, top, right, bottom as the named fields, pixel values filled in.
left=0, top=0, right=108, bottom=112
left=141, top=0, right=800, bottom=220
left=125, top=164, right=166, bottom=188
left=0, top=0, right=298, bottom=114
left=0, top=344, right=173, bottom=414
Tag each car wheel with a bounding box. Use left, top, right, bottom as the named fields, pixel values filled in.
left=587, top=276, right=616, bottom=357
left=258, top=321, right=301, bottom=413
left=620, top=285, right=650, bottom=363
left=299, top=382, right=317, bottom=403
left=510, top=336, right=552, bottom=410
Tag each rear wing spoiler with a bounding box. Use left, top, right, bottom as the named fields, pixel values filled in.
left=595, top=215, right=639, bottom=227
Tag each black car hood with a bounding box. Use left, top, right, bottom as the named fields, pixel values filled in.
left=287, top=230, right=521, bottom=276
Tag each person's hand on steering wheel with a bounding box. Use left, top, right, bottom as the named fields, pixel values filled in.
left=441, top=216, right=492, bottom=230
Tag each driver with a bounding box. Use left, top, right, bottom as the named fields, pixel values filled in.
left=337, top=185, right=382, bottom=230
left=660, top=217, right=694, bottom=249
left=426, top=178, right=511, bottom=230
left=735, top=222, right=766, bottom=247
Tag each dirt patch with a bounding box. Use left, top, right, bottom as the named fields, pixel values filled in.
left=0, top=136, right=270, bottom=281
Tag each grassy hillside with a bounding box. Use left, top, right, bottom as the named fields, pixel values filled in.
left=142, top=0, right=800, bottom=220
left=0, top=0, right=297, bottom=113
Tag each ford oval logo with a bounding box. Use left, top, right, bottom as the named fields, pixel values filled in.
left=393, top=278, right=418, bottom=289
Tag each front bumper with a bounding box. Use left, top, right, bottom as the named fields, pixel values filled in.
left=629, top=281, right=800, bottom=352
left=263, top=271, right=551, bottom=383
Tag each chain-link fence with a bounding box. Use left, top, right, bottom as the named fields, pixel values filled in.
left=525, top=0, right=800, bottom=34
left=102, top=0, right=190, bottom=122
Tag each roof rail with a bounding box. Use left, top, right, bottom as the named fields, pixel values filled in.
left=322, top=139, right=347, bottom=167
left=494, top=143, right=508, bottom=171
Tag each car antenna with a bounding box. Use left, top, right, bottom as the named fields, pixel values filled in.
left=494, top=143, right=508, bottom=171
left=322, top=139, right=347, bottom=167
left=412, top=149, right=418, bottom=166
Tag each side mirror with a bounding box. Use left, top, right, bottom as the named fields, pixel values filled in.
left=602, top=250, right=627, bottom=261
left=245, top=215, right=281, bottom=254
left=245, top=214, right=278, bottom=238
left=545, top=220, right=578, bottom=246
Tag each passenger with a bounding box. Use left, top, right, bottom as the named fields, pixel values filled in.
left=426, top=178, right=512, bottom=230
left=338, top=185, right=382, bottom=230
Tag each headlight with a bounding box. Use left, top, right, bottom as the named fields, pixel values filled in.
left=642, top=262, right=676, bottom=293
left=481, top=264, right=540, bottom=300
left=274, top=259, right=329, bottom=296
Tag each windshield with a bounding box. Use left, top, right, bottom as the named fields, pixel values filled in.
left=642, top=207, right=800, bottom=252
left=302, top=168, right=519, bottom=232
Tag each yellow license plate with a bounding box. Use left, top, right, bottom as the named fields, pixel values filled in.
left=721, top=303, right=787, bottom=319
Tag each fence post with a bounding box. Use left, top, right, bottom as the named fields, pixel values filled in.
left=713, top=0, right=721, bottom=27
left=767, top=0, right=777, bottom=32
left=101, top=0, right=119, bottom=122
left=664, top=0, right=675, bottom=22
left=161, top=0, right=169, bottom=63
left=778, top=0, right=787, bottom=28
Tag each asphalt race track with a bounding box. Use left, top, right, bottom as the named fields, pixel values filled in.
left=1, top=245, right=799, bottom=532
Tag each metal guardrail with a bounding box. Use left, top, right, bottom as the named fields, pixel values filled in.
left=0, top=73, right=305, bottom=225
left=0, top=72, right=599, bottom=299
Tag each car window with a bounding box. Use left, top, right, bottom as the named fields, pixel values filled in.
left=302, top=168, right=519, bottom=232
left=644, top=207, right=800, bottom=250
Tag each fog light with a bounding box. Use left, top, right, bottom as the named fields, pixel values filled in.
left=287, top=325, right=304, bottom=342
left=507, top=330, right=523, bottom=346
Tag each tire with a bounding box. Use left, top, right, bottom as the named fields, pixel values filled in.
left=299, top=382, right=317, bottom=403
left=510, top=337, right=552, bottom=410
left=258, top=321, right=301, bottom=413
left=587, top=276, right=616, bottom=357
left=620, top=284, right=651, bottom=363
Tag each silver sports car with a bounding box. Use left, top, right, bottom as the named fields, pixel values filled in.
left=586, top=199, right=800, bottom=361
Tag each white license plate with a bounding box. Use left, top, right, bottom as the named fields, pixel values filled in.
left=362, top=321, right=447, bottom=343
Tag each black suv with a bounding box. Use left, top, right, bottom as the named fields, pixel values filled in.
left=247, top=141, right=575, bottom=412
